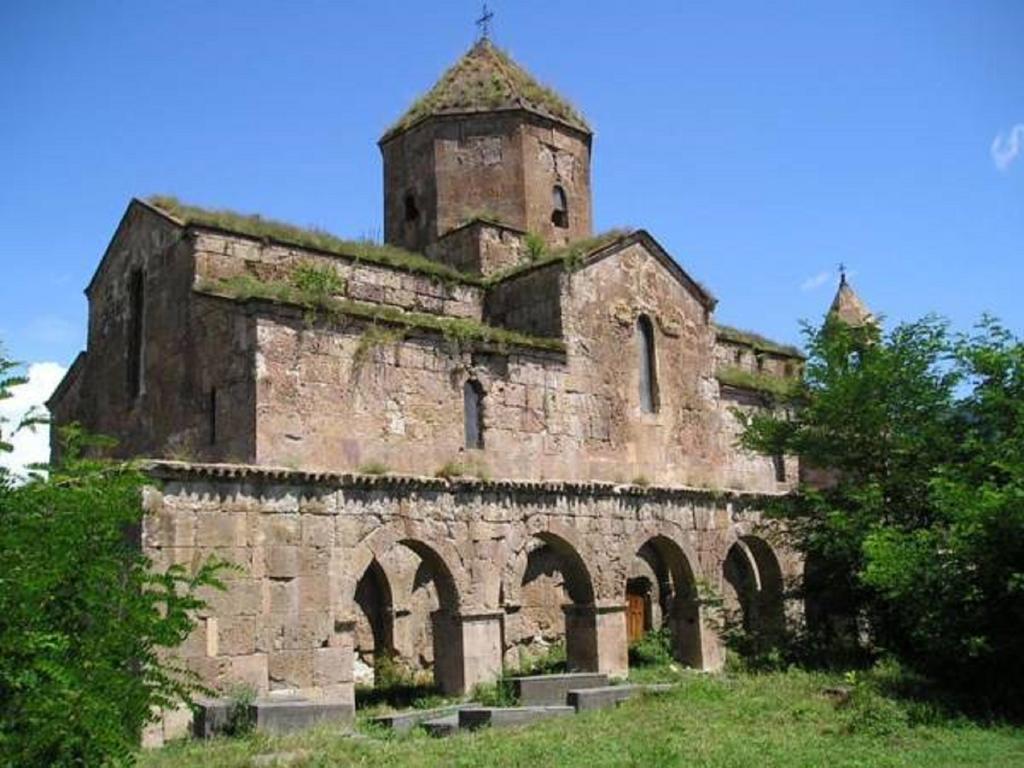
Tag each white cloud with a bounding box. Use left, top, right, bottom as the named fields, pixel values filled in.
left=800, top=271, right=831, bottom=292
left=0, top=362, right=66, bottom=478
left=991, top=124, right=1024, bottom=172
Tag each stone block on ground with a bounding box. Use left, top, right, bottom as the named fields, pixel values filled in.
left=422, top=712, right=461, bottom=737
left=511, top=672, right=608, bottom=706
left=370, top=703, right=476, bottom=735
left=567, top=684, right=640, bottom=712
left=458, top=705, right=574, bottom=731
left=192, top=698, right=233, bottom=739
left=249, top=697, right=353, bottom=734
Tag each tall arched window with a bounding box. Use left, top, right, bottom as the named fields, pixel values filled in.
left=637, top=315, right=658, bottom=413
left=551, top=185, right=569, bottom=228
left=126, top=268, right=145, bottom=398
left=464, top=380, right=485, bottom=449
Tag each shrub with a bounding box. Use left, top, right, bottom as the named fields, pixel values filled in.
left=524, top=232, right=546, bottom=261
left=0, top=421, right=228, bottom=766
left=834, top=671, right=909, bottom=737
left=629, top=628, right=673, bottom=667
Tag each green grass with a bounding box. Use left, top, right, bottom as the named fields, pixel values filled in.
left=139, top=668, right=1024, bottom=768
left=197, top=274, right=566, bottom=354
left=147, top=195, right=480, bottom=286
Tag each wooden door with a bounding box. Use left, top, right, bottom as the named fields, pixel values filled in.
left=627, top=592, right=646, bottom=643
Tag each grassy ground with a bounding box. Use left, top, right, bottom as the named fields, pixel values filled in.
left=139, top=667, right=1024, bottom=768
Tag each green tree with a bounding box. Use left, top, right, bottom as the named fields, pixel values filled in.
left=741, top=316, right=1024, bottom=710
left=0, top=347, right=227, bottom=766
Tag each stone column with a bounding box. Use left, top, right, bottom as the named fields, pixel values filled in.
left=563, top=602, right=628, bottom=678
left=431, top=609, right=504, bottom=695
left=321, top=617, right=357, bottom=707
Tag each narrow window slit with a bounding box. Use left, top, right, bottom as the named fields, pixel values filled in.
left=126, top=268, right=145, bottom=398
left=637, top=315, right=659, bottom=413
left=464, top=380, right=485, bottom=449
left=551, top=185, right=569, bottom=229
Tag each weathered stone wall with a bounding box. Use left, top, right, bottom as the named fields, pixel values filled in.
left=714, top=338, right=800, bottom=378
left=382, top=122, right=438, bottom=254
left=427, top=220, right=530, bottom=277
left=250, top=307, right=564, bottom=478
left=142, top=463, right=803, bottom=740
left=520, top=119, right=592, bottom=248
left=194, top=230, right=483, bottom=320
left=484, top=263, right=564, bottom=337
left=242, top=238, right=797, bottom=492
left=52, top=204, right=256, bottom=464
left=382, top=113, right=591, bottom=256
left=559, top=242, right=743, bottom=488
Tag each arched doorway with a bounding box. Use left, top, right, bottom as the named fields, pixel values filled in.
left=506, top=530, right=598, bottom=673
left=353, top=559, right=395, bottom=686
left=722, top=535, right=786, bottom=654
left=628, top=535, right=704, bottom=668
left=351, top=537, right=464, bottom=697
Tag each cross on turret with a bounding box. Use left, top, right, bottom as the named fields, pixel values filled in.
left=476, top=3, right=494, bottom=40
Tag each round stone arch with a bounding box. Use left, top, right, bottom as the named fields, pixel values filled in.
left=498, top=517, right=601, bottom=672
left=499, top=517, right=596, bottom=609
left=344, top=523, right=466, bottom=615
left=721, top=530, right=788, bottom=653
left=341, top=522, right=471, bottom=694
left=619, top=525, right=710, bottom=669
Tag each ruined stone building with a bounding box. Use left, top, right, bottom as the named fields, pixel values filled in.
left=48, top=40, right=866, bottom=741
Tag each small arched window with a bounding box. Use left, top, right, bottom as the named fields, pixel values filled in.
left=404, top=192, right=419, bottom=223
left=464, top=380, right=485, bottom=449
left=637, top=315, right=659, bottom=414
left=551, top=185, right=569, bottom=229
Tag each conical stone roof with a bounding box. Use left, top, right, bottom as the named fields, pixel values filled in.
left=381, top=39, right=590, bottom=142
left=829, top=274, right=875, bottom=327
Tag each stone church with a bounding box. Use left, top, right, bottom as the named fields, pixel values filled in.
left=49, top=39, right=867, bottom=741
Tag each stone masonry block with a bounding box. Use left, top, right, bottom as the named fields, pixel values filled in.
left=267, top=546, right=301, bottom=578
left=195, top=512, right=248, bottom=548
left=268, top=650, right=315, bottom=689
left=313, top=645, right=353, bottom=687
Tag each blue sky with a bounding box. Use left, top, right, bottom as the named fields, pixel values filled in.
left=0, top=0, right=1021, bottom=469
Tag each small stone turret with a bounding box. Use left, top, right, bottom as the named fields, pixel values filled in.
left=379, top=40, right=593, bottom=273
left=828, top=271, right=875, bottom=327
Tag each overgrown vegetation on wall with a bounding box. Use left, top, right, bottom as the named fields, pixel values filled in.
left=716, top=324, right=804, bottom=358
left=717, top=365, right=800, bottom=398
left=0, top=348, right=226, bottom=766
left=197, top=271, right=566, bottom=354
left=487, top=228, right=632, bottom=283
left=739, top=314, right=1024, bottom=715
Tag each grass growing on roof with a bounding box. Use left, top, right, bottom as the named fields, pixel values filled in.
left=147, top=195, right=481, bottom=286
left=197, top=273, right=565, bottom=354
left=716, top=324, right=803, bottom=358
left=383, top=40, right=589, bottom=140
left=717, top=365, right=800, bottom=398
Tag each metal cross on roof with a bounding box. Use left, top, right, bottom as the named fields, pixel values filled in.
left=476, top=3, right=494, bottom=40
left=838, top=262, right=847, bottom=283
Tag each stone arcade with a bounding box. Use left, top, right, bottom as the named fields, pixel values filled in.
left=48, top=40, right=863, bottom=743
